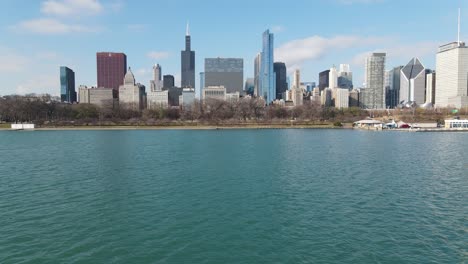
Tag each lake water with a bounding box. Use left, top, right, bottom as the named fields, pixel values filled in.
left=0, top=129, right=466, bottom=263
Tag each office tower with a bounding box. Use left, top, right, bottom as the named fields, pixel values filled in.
left=203, top=86, right=227, bottom=101
left=329, top=65, right=338, bottom=89
left=385, top=66, right=403, bottom=108
left=321, top=88, right=333, bottom=107
left=245, top=78, right=255, bottom=96
left=153, top=64, right=162, bottom=82
left=349, top=89, right=360, bottom=107
left=204, top=58, right=243, bottom=93
left=363, top=53, right=386, bottom=109
left=60, top=66, right=76, bottom=103
left=436, top=42, right=468, bottom=108
left=150, top=64, right=163, bottom=92
left=293, top=69, right=300, bottom=88
left=426, top=71, right=436, bottom=105
left=400, top=58, right=426, bottom=105
left=338, top=64, right=353, bottom=90
left=254, top=53, right=262, bottom=97
left=181, top=23, right=195, bottom=88
left=96, top=52, right=127, bottom=90
left=319, top=70, right=330, bottom=92
left=334, top=88, right=349, bottom=109
left=163, top=75, right=175, bottom=89
left=119, top=68, right=146, bottom=111
left=179, top=88, right=196, bottom=106
left=259, top=30, right=276, bottom=104
left=274, top=62, right=287, bottom=99
left=78, top=86, right=115, bottom=108
left=199, top=72, right=205, bottom=99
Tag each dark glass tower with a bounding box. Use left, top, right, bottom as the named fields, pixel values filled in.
left=181, top=23, right=195, bottom=88
left=319, top=70, right=330, bottom=92
left=274, top=62, right=287, bottom=99
left=163, top=75, right=175, bottom=89
left=60, top=66, right=76, bottom=103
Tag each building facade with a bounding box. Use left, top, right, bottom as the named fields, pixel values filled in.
left=329, top=65, right=338, bottom=89
left=60, top=66, right=76, bottom=103
left=435, top=42, right=468, bottom=108
left=203, top=86, right=226, bottom=101
left=163, top=75, right=175, bottom=89
left=259, top=30, right=276, bottom=104
left=334, top=88, right=349, bottom=109
left=119, top=68, right=146, bottom=110
left=78, top=86, right=115, bottom=107
left=385, top=66, right=403, bottom=108
left=96, top=52, right=127, bottom=90
left=204, top=58, right=243, bottom=93
left=426, top=71, right=436, bottom=105
left=363, top=53, right=386, bottom=109
left=349, top=89, right=360, bottom=107
left=179, top=88, right=196, bottom=107
left=254, top=53, right=262, bottom=97
left=181, top=24, right=195, bottom=88
left=274, top=62, right=287, bottom=100
left=245, top=78, right=255, bottom=96
left=338, top=64, right=353, bottom=90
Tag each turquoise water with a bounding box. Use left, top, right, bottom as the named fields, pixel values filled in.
left=0, top=130, right=466, bottom=263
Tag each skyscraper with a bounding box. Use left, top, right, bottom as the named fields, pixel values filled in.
left=60, top=66, right=76, bottom=103
left=329, top=65, right=338, bottom=89
left=435, top=42, right=468, bottom=108
left=244, top=78, right=255, bottom=96
left=385, top=66, right=403, bottom=108
left=204, top=58, right=243, bottom=93
left=338, top=64, right=353, bottom=90
left=199, top=72, right=205, bottom=99
left=425, top=71, right=436, bottom=105
left=254, top=53, right=262, bottom=97
left=96, top=52, right=127, bottom=90
left=319, top=70, right=330, bottom=92
left=400, top=58, right=426, bottom=105
left=181, top=23, right=195, bottom=88
left=259, top=30, right=276, bottom=104
left=274, top=62, right=287, bottom=100
left=363, top=53, right=386, bottom=109
left=150, top=64, right=162, bottom=92
left=163, top=75, right=175, bottom=89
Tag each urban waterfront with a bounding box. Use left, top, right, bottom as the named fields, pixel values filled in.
left=0, top=130, right=466, bottom=263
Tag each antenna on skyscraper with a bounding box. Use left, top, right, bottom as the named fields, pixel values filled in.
left=186, top=21, right=190, bottom=36
left=458, top=8, right=461, bottom=46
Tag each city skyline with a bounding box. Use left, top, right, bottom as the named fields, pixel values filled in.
left=0, top=0, right=467, bottom=96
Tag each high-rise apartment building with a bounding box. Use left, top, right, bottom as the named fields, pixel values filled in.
left=363, top=53, right=386, bottom=109
left=181, top=24, right=195, bottom=88
left=60, top=66, right=76, bottom=103
left=204, top=58, right=243, bottom=93
left=274, top=62, right=287, bottom=100
left=96, top=52, right=127, bottom=90
left=259, top=30, right=276, bottom=104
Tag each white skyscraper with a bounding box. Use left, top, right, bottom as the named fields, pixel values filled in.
left=293, top=69, right=300, bottom=89
left=435, top=9, right=468, bottom=108
left=333, top=88, right=349, bottom=109
left=329, top=65, right=338, bottom=89
left=435, top=42, right=468, bottom=108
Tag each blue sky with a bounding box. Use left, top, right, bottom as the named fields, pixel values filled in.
left=0, top=0, right=467, bottom=96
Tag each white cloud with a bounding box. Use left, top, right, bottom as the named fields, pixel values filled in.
left=12, top=18, right=99, bottom=34
left=275, top=35, right=387, bottom=69
left=41, top=0, right=103, bottom=16
left=16, top=75, right=59, bottom=95
left=147, top=51, right=171, bottom=60
left=351, top=42, right=438, bottom=66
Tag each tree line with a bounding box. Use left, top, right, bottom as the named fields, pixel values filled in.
left=0, top=94, right=464, bottom=127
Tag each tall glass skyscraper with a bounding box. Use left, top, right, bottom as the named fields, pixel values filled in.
left=274, top=62, right=287, bottom=100
left=260, top=30, right=276, bottom=104
left=181, top=23, right=195, bottom=88
left=60, top=66, right=76, bottom=103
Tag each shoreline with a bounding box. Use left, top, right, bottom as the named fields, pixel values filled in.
left=0, top=124, right=347, bottom=131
